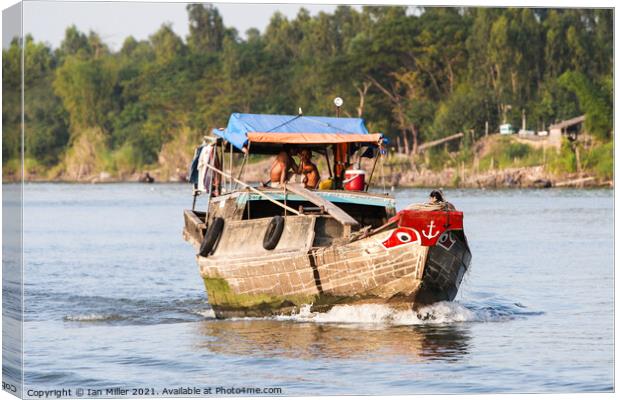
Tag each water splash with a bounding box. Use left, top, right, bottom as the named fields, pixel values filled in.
left=276, top=301, right=541, bottom=326
left=192, top=308, right=216, bottom=319
left=59, top=291, right=540, bottom=326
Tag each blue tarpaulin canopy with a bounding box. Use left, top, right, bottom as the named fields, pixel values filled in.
left=211, top=113, right=382, bottom=152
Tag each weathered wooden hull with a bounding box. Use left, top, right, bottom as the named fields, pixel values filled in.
left=184, top=210, right=471, bottom=318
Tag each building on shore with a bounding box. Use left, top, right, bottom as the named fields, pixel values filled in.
left=548, top=115, right=586, bottom=148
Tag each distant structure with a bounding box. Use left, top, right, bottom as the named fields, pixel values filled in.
left=549, top=115, right=586, bottom=148
left=499, top=123, right=514, bottom=135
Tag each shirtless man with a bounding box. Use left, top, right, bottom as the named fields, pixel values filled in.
left=269, top=146, right=299, bottom=187
left=299, top=149, right=320, bottom=189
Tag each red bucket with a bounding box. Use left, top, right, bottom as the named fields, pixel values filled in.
left=344, top=169, right=365, bottom=191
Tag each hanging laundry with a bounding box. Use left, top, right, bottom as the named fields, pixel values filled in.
left=197, top=143, right=215, bottom=193
left=188, top=144, right=205, bottom=185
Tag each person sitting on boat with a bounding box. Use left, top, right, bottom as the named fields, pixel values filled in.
left=428, top=189, right=456, bottom=211
left=299, top=149, right=321, bottom=189
left=269, top=146, right=299, bottom=188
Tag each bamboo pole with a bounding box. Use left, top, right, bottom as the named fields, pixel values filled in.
left=228, top=142, right=233, bottom=193
left=381, top=153, right=386, bottom=193
left=365, top=149, right=380, bottom=192
left=235, top=141, right=251, bottom=187
left=324, top=148, right=333, bottom=178
left=219, top=141, right=226, bottom=193
left=202, top=162, right=301, bottom=216
left=192, top=188, right=198, bottom=210
left=234, top=153, right=248, bottom=191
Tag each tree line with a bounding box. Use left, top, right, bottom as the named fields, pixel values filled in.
left=2, top=5, right=613, bottom=178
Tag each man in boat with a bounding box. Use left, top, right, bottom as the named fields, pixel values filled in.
left=269, top=146, right=299, bottom=187
left=429, top=189, right=456, bottom=211
left=299, top=149, right=321, bottom=189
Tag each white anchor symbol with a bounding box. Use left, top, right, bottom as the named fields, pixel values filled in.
left=422, top=220, right=440, bottom=239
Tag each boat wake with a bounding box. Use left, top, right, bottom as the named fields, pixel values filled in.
left=52, top=293, right=215, bottom=325
left=55, top=289, right=540, bottom=326
left=275, top=301, right=542, bottom=326
left=63, top=313, right=126, bottom=322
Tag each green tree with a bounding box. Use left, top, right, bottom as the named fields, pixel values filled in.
left=432, top=83, right=487, bottom=142
left=23, top=36, right=70, bottom=165
left=2, top=38, right=23, bottom=166
left=558, top=71, right=612, bottom=140
left=150, top=24, right=186, bottom=64
left=56, top=25, right=92, bottom=61
left=2, top=6, right=613, bottom=180
left=187, top=4, right=225, bottom=53
left=53, top=54, right=117, bottom=133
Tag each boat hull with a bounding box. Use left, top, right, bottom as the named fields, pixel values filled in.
left=190, top=221, right=470, bottom=318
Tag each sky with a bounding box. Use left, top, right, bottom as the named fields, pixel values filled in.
left=3, top=1, right=346, bottom=49
left=2, top=0, right=616, bottom=50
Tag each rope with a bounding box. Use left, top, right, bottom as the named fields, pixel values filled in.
left=300, top=116, right=359, bottom=134
left=405, top=202, right=454, bottom=211
left=266, top=115, right=302, bottom=132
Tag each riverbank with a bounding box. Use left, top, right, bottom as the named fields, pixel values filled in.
left=6, top=162, right=611, bottom=189
left=371, top=134, right=613, bottom=189
left=4, top=135, right=612, bottom=189
left=375, top=164, right=613, bottom=189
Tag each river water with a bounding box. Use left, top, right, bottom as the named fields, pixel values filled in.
left=11, top=184, right=614, bottom=395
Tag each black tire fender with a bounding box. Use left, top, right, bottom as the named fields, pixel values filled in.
left=263, top=216, right=285, bottom=250
left=199, top=217, right=224, bottom=257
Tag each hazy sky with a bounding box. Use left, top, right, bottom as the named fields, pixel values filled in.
left=5, top=0, right=613, bottom=50
left=6, top=1, right=346, bottom=49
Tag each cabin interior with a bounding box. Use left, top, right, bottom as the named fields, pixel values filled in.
left=239, top=198, right=390, bottom=228
left=187, top=117, right=392, bottom=248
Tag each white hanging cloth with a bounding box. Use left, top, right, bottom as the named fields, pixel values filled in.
left=197, top=144, right=215, bottom=193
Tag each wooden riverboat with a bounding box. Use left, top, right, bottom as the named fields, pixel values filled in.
left=183, top=113, right=471, bottom=318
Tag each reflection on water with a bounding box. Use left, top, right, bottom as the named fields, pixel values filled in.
left=195, top=319, right=470, bottom=363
